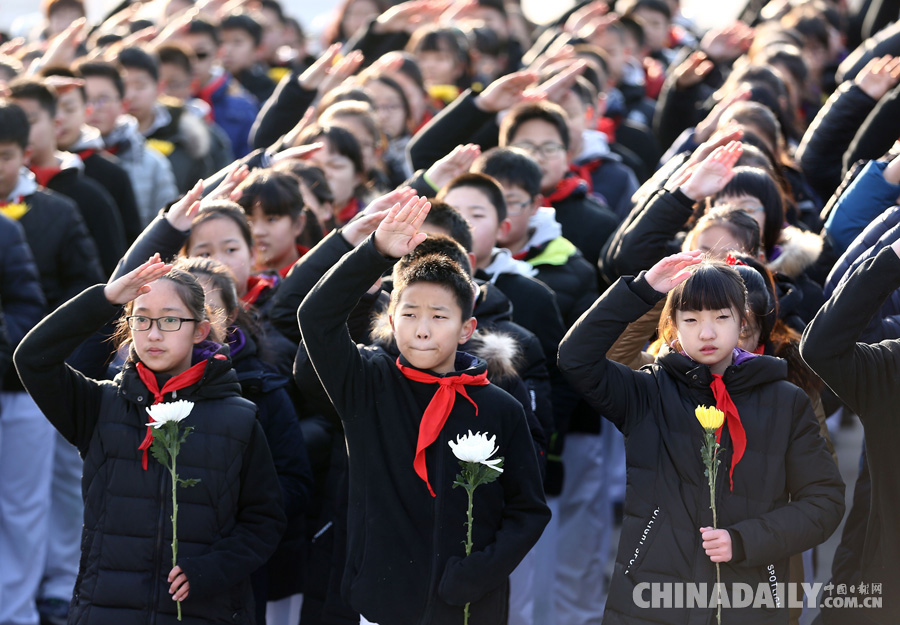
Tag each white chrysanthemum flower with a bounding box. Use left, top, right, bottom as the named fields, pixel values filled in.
left=448, top=430, right=503, bottom=473
left=146, top=400, right=195, bottom=428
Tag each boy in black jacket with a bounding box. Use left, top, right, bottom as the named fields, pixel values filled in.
left=298, top=196, right=550, bottom=625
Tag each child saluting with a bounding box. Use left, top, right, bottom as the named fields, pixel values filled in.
left=14, top=254, right=286, bottom=624
left=558, top=251, right=844, bottom=625
left=298, top=197, right=550, bottom=625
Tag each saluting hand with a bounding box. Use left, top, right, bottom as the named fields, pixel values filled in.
left=373, top=196, right=431, bottom=258
left=104, top=255, right=172, bottom=306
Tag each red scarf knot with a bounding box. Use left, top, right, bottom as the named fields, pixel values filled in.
left=710, top=373, right=747, bottom=491
left=135, top=360, right=207, bottom=470
left=396, top=358, right=490, bottom=497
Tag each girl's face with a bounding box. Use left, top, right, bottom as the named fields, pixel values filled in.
left=367, top=80, right=408, bottom=140
left=130, top=280, right=210, bottom=376
left=342, top=0, right=380, bottom=40
left=418, top=48, right=463, bottom=87
left=307, top=139, right=362, bottom=209
left=186, top=217, right=254, bottom=297
left=248, top=205, right=305, bottom=272
left=674, top=306, right=743, bottom=375
left=328, top=115, right=378, bottom=174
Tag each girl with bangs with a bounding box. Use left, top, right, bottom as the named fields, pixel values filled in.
left=558, top=251, right=844, bottom=625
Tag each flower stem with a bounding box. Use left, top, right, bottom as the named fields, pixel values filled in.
left=171, top=452, right=181, bottom=621
left=707, top=436, right=721, bottom=625
left=464, top=485, right=474, bottom=625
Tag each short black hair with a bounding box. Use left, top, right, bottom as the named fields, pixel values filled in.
left=274, top=161, right=335, bottom=204
left=298, top=123, right=365, bottom=176
left=472, top=147, right=542, bottom=198
left=623, top=0, right=672, bottom=21
left=76, top=61, right=125, bottom=99
left=402, top=233, right=472, bottom=274
left=235, top=169, right=304, bottom=220
left=438, top=172, right=508, bottom=222
left=717, top=166, right=784, bottom=259
left=392, top=247, right=476, bottom=320
left=0, top=55, right=23, bottom=82
left=157, top=44, right=193, bottom=75
left=188, top=18, right=220, bottom=46
left=500, top=100, right=570, bottom=150
left=8, top=78, right=58, bottom=117
left=422, top=199, right=474, bottom=253
left=0, top=101, right=30, bottom=150
left=221, top=13, right=263, bottom=47
left=119, top=46, right=160, bottom=83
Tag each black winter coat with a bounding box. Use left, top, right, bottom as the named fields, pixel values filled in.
left=18, top=188, right=104, bottom=310
left=801, top=246, right=900, bottom=623
left=80, top=150, right=143, bottom=244
left=559, top=275, right=845, bottom=625
left=298, top=236, right=550, bottom=625
left=44, top=166, right=127, bottom=277
left=14, top=285, right=286, bottom=625
left=0, top=213, right=45, bottom=389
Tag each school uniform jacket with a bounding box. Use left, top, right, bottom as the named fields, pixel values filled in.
left=298, top=236, right=550, bottom=625
left=801, top=246, right=900, bottom=624
left=558, top=274, right=844, bottom=625
left=14, top=285, right=286, bottom=625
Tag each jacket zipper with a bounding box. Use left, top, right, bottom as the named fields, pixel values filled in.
left=150, top=466, right=167, bottom=624
left=421, top=431, right=446, bottom=624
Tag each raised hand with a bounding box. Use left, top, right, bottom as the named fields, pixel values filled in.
left=34, top=18, right=86, bottom=73
left=564, top=1, right=609, bottom=35
left=342, top=210, right=389, bottom=247
left=373, top=196, right=431, bottom=258
left=104, top=255, right=173, bottom=306
left=645, top=250, right=704, bottom=293
left=424, top=144, right=481, bottom=191
left=673, top=51, right=715, bottom=90
left=271, top=143, right=324, bottom=166
left=318, top=50, right=365, bottom=98
left=700, top=22, right=754, bottom=63
left=527, top=60, right=587, bottom=104
left=679, top=141, right=743, bottom=201
left=855, top=55, right=900, bottom=101
left=374, top=0, right=452, bottom=34
left=474, top=70, right=540, bottom=113
left=167, top=180, right=204, bottom=231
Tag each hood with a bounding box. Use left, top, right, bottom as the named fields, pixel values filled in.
left=56, top=151, right=85, bottom=173
left=369, top=310, right=521, bottom=382
left=525, top=207, right=563, bottom=252
left=146, top=102, right=211, bottom=159
left=69, top=125, right=105, bottom=152
left=5, top=167, right=38, bottom=202
left=527, top=236, right=579, bottom=267
left=655, top=343, right=787, bottom=393
left=473, top=280, right=514, bottom=325
left=575, top=129, right=617, bottom=164
left=117, top=341, right=242, bottom=407
left=103, top=115, right=145, bottom=156
left=483, top=247, right=538, bottom=283
left=767, top=226, right=823, bottom=279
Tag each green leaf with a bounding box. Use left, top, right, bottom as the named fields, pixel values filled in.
left=179, top=478, right=200, bottom=488
left=150, top=439, right=171, bottom=470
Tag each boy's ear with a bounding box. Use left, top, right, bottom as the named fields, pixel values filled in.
left=459, top=316, right=477, bottom=344
left=531, top=195, right=543, bottom=213
left=498, top=217, right=512, bottom=239
left=193, top=319, right=211, bottom=344
left=467, top=252, right=477, bottom=273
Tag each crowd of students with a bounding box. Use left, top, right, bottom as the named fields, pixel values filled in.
left=1, top=0, right=900, bottom=624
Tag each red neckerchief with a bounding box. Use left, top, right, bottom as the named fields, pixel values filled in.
left=572, top=161, right=601, bottom=194
left=195, top=73, right=229, bottom=121
left=336, top=197, right=360, bottom=226
left=29, top=165, right=62, bottom=188
left=0, top=195, right=24, bottom=206
left=543, top=171, right=589, bottom=207
left=413, top=109, right=434, bottom=135
left=75, top=148, right=97, bottom=161
left=277, top=245, right=310, bottom=278
left=241, top=273, right=278, bottom=307
left=105, top=144, right=120, bottom=155
left=711, top=373, right=747, bottom=491
left=135, top=360, right=208, bottom=470
left=396, top=358, right=490, bottom=497
left=597, top=116, right=618, bottom=143
left=753, top=344, right=765, bottom=355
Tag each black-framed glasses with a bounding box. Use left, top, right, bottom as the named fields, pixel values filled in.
left=126, top=316, right=198, bottom=332
left=505, top=198, right=532, bottom=216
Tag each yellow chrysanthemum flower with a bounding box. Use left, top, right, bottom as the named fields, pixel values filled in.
left=696, top=405, right=725, bottom=431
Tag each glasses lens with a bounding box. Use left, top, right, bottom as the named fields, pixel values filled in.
left=128, top=316, right=150, bottom=331
left=195, top=51, right=210, bottom=60
left=158, top=317, right=182, bottom=331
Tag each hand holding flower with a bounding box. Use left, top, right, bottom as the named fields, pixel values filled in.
left=700, top=527, right=733, bottom=563
left=168, top=566, right=190, bottom=601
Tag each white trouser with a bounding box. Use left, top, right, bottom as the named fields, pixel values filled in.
left=0, top=392, right=55, bottom=625
left=508, top=542, right=537, bottom=625
left=39, top=431, right=83, bottom=601
left=266, top=594, right=303, bottom=625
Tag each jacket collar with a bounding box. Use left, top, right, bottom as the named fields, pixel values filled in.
left=656, top=344, right=787, bottom=393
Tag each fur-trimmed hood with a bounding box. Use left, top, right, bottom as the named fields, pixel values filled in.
left=768, top=226, right=823, bottom=279
left=368, top=311, right=522, bottom=382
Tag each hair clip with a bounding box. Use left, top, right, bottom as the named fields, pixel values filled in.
left=726, top=253, right=746, bottom=267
